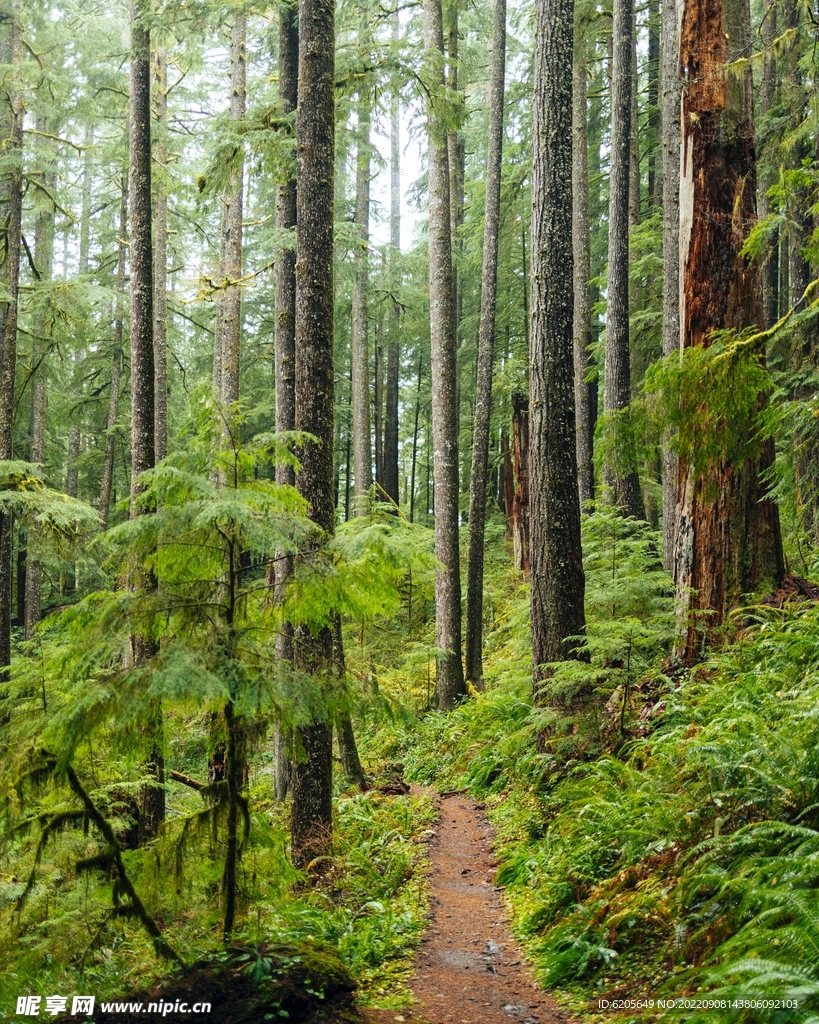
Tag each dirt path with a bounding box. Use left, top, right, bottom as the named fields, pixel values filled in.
left=366, top=792, right=574, bottom=1024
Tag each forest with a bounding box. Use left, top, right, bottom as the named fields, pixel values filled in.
left=0, top=0, right=818, bottom=1018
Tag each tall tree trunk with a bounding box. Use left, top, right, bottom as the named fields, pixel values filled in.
left=332, top=617, right=366, bottom=790
left=424, top=0, right=465, bottom=710
left=603, top=0, right=644, bottom=519
left=351, top=92, right=372, bottom=507
left=660, top=0, right=681, bottom=569
left=79, top=123, right=93, bottom=273
left=291, top=0, right=335, bottom=868
left=25, top=115, right=55, bottom=638
left=446, top=0, right=464, bottom=358
left=674, top=0, right=784, bottom=662
left=99, top=179, right=127, bottom=530
left=153, top=50, right=169, bottom=462
left=572, top=18, right=593, bottom=504
left=530, top=0, right=587, bottom=718
left=382, top=14, right=401, bottom=508
left=129, top=0, right=164, bottom=838
left=373, top=304, right=383, bottom=488
left=464, top=0, right=506, bottom=687
left=409, top=353, right=422, bottom=523
left=628, top=2, right=640, bottom=228
left=219, top=16, right=246, bottom=412
left=273, top=0, right=298, bottom=805
left=0, top=0, right=23, bottom=676
left=646, top=0, right=660, bottom=206
left=510, top=394, right=529, bottom=573
left=758, top=0, right=777, bottom=330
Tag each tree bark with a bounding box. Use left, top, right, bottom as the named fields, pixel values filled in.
left=219, top=15, right=246, bottom=413
left=572, top=18, right=593, bottom=504
left=99, top=179, right=127, bottom=529
left=510, top=394, right=529, bottom=573
left=129, top=0, right=164, bottom=837
left=660, top=0, right=681, bottom=569
left=409, top=353, right=422, bottom=523
left=25, top=114, right=55, bottom=638
left=273, top=0, right=298, bottom=805
left=603, top=0, right=644, bottom=519
left=758, top=0, right=777, bottom=330
left=647, top=0, right=660, bottom=206
left=79, top=123, right=93, bottom=273
left=0, top=0, right=23, bottom=675
left=464, top=0, right=506, bottom=688
left=423, top=0, right=465, bottom=710
left=153, top=50, right=169, bottom=462
left=332, top=617, right=366, bottom=790
left=351, top=92, right=372, bottom=507
left=382, top=13, right=401, bottom=508
left=529, top=0, right=587, bottom=706
left=674, top=0, right=784, bottom=662
left=628, top=1, right=640, bottom=228
left=446, top=0, right=465, bottom=358
left=291, top=0, right=335, bottom=868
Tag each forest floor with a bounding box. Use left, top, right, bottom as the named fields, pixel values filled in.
left=365, top=791, right=575, bottom=1024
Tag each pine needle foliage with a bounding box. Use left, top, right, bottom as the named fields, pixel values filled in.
left=1, top=406, right=441, bottom=990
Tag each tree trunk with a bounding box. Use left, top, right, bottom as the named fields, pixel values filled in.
left=674, top=0, right=784, bottom=662
left=572, top=18, right=593, bottom=504
left=424, top=0, right=465, bottom=710
left=373, top=305, right=383, bottom=488
left=153, top=50, right=169, bottom=462
left=25, top=115, right=55, bottom=639
left=646, top=0, right=660, bottom=206
left=0, top=0, right=23, bottom=675
left=529, top=0, right=587, bottom=709
left=273, top=0, right=298, bottom=805
left=603, top=0, right=644, bottom=519
left=628, top=1, right=640, bottom=228
left=464, top=0, right=506, bottom=688
left=351, top=92, right=372, bottom=508
left=219, top=15, right=246, bottom=412
left=99, top=179, right=128, bottom=529
left=79, top=123, right=93, bottom=273
left=510, top=395, right=529, bottom=573
left=129, top=0, right=164, bottom=838
left=332, top=616, right=366, bottom=790
left=382, top=16, right=401, bottom=508
left=446, top=0, right=464, bottom=358
left=758, top=0, right=777, bottom=331
left=291, top=0, right=335, bottom=869
left=660, top=0, right=681, bottom=569
left=409, top=353, right=422, bottom=523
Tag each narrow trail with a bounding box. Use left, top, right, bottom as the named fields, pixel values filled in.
left=366, top=792, right=575, bottom=1024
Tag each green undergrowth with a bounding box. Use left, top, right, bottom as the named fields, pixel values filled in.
left=0, top=777, right=435, bottom=1017
left=386, top=514, right=819, bottom=1022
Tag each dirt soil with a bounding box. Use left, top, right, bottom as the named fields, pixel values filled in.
left=366, top=792, right=575, bottom=1024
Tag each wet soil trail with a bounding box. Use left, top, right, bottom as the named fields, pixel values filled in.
left=366, top=792, right=574, bottom=1024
